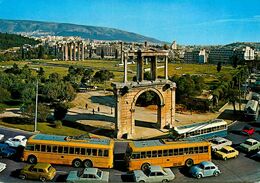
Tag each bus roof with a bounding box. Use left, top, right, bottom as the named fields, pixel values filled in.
left=129, top=139, right=210, bottom=151
left=29, top=134, right=111, bottom=146
left=174, top=119, right=227, bottom=134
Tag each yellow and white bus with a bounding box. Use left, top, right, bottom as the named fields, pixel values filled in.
left=23, top=134, right=114, bottom=168
left=125, top=139, right=211, bottom=171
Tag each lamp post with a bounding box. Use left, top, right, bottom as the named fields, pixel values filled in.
left=34, top=80, right=38, bottom=132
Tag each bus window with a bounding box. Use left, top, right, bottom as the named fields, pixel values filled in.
left=41, top=145, right=46, bottom=152
left=86, top=149, right=91, bottom=155
left=46, top=145, right=52, bottom=152
left=53, top=146, right=58, bottom=153
left=141, top=152, right=146, bottom=158
left=64, top=147, right=68, bottom=154
left=92, top=149, right=97, bottom=156
left=189, top=147, right=194, bottom=154
left=81, top=148, right=86, bottom=155
left=163, top=150, right=168, bottom=156
left=179, top=148, right=184, bottom=155
left=75, top=148, right=80, bottom=154
left=173, top=149, right=178, bottom=155
left=104, top=150, right=108, bottom=157
left=184, top=148, right=189, bottom=154
left=69, top=147, right=75, bottom=154
left=98, top=149, right=103, bottom=156
left=158, top=150, right=162, bottom=157
left=204, top=146, right=208, bottom=152
left=199, top=146, right=203, bottom=153
left=194, top=147, right=198, bottom=153
left=147, top=151, right=151, bottom=158
left=35, top=144, right=40, bottom=151
left=26, top=145, right=34, bottom=151
left=169, top=149, right=173, bottom=156
left=58, top=146, right=63, bottom=153
left=152, top=151, right=157, bottom=157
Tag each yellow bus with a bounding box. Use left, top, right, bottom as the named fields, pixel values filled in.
left=125, top=139, right=211, bottom=171
left=22, top=134, right=114, bottom=168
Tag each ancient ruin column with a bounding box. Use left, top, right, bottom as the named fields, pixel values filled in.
left=65, top=43, right=68, bottom=61
left=120, top=42, right=124, bottom=64
left=73, top=42, right=77, bottom=61
left=136, top=50, right=144, bottom=82
left=164, top=56, right=168, bottom=80
left=81, top=43, right=85, bottom=60
left=62, top=44, right=65, bottom=60
left=170, top=87, right=176, bottom=128
left=77, top=42, right=81, bottom=61
left=124, top=52, right=128, bottom=83
left=69, top=43, right=73, bottom=61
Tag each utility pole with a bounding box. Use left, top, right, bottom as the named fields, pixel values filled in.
left=34, top=80, right=38, bottom=132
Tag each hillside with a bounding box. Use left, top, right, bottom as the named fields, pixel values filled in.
left=0, top=19, right=163, bottom=44
left=0, top=32, right=40, bottom=50
left=223, top=42, right=260, bottom=50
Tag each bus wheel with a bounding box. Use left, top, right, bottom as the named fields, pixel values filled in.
left=28, top=155, right=37, bottom=164
left=72, top=159, right=82, bottom=168
left=83, top=159, right=93, bottom=168
left=141, top=163, right=150, bottom=171
left=185, top=159, right=194, bottom=168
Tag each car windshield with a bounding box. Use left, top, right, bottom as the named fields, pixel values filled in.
left=199, top=164, right=205, bottom=169
left=220, top=148, right=228, bottom=153
left=97, top=170, right=102, bottom=178
left=244, top=141, right=252, bottom=145
left=143, top=169, right=151, bottom=176
left=77, top=169, right=84, bottom=177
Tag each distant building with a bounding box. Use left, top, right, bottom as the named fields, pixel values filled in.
left=184, top=49, right=208, bottom=63
left=170, top=41, right=177, bottom=50
left=234, top=46, right=255, bottom=61
left=208, top=48, right=234, bottom=65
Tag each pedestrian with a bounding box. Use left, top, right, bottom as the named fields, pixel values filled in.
left=111, top=107, right=113, bottom=114
left=85, top=103, right=88, bottom=110
left=92, top=108, right=95, bottom=115
left=97, top=106, right=100, bottom=112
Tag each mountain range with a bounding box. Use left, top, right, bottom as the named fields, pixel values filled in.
left=0, top=19, right=164, bottom=44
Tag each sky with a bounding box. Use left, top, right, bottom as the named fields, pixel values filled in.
left=0, top=0, right=260, bottom=45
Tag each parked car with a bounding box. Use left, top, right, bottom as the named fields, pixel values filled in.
left=210, top=137, right=232, bottom=152
left=238, top=138, right=260, bottom=153
left=5, top=135, right=27, bottom=147
left=189, top=161, right=221, bottom=179
left=251, top=150, right=260, bottom=161
left=242, top=125, right=255, bottom=136
left=66, top=168, right=109, bottom=182
left=133, top=165, right=175, bottom=182
left=0, top=162, right=6, bottom=172
left=214, top=146, right=239, bottom=160
left=19, top=163, right=56, bottom=182
left=0, top=143, right=16, bottom=158
left=0, top=134, right=4, bottom=142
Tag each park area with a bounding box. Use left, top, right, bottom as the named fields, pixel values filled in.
left=0, top=59, right=242, bottom=139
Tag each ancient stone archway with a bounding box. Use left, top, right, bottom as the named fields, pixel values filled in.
left=112, top=47, right=176, bottom=139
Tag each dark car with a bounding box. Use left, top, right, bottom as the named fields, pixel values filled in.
left=0, top=143, right=16, bottom=158
left=242, top=125, right=255, bottom=136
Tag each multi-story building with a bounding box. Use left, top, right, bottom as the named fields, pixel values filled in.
left=184, top=49, right=207, bottom=63
left=208, top=48, right=235, bottom=65
left=235, top=46, right=255, bottom=61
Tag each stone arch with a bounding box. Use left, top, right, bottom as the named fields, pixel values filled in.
left=130, top=87, right=165, bottom=131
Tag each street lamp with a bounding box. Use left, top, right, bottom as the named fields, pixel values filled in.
left=34, top=80, right=38, bottom=132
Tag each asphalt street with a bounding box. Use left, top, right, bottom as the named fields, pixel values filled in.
left=0, top=120, right=259, bottom=182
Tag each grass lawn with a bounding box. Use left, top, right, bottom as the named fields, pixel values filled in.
left=0, top=122, right=88, bottom=136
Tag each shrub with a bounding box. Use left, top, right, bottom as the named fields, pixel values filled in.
left=54, top=120, right=62, bottom=129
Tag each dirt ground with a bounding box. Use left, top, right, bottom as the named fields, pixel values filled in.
left=0, top=90, right=243, bottom=140
left=67, top=91, right=233, bottom=139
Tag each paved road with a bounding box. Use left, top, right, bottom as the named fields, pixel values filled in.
left=0, top=121, right=260, bottom=182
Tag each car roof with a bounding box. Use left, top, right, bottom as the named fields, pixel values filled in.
left=222, top=146, right=234, bottom=151
left=246, top=138, right=258, bottom=143
left=14, top=135, right=26, bottom=139
left=149, top=165, right=163, bottom=172
left=200, top=161, right=215, bottom=166
left=33, top=163, right=51, bottom=169
left=84, top=168, right=98, bottom=175
left=212, top=137, right=227, bottom=142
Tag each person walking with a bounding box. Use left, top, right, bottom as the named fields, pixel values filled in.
left=92, top=108, right=95, bottom=115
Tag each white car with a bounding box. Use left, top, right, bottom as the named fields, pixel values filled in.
left=5, top=135, right=27, bottom=147
left=210, top=137, right=232, bottom=152
left=0, top=162, right=6, bottom=172
left=0, top=134, right=4, bottom=142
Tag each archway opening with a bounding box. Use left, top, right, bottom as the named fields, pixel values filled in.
left=134, top=90, right=161, bottom=129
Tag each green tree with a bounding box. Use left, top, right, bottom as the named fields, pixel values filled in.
left=21, top=103, right=51, bottom=122
left=81, top=68, right=94, bottom=83
left=101, top=48, right=104, bottom=59
left=226, top=88, right=239, bottom=114
left=38, top=45, right=45, bottom=59
left=93, top=70, right=114, bottom=83
left=217, top=62, right=222, bottom=72
left=54, top=103, right=69, bottom=120
left=48, top=72, right=61, bottom=82
left=0, top=87, right=11, bottom=102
